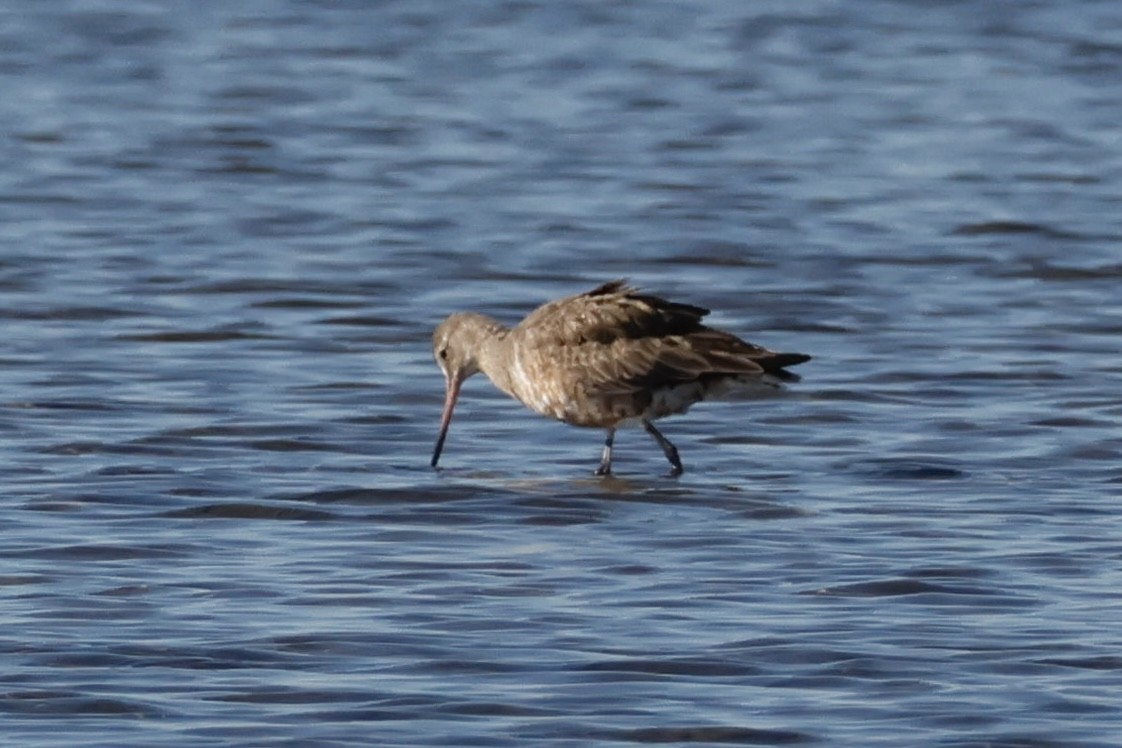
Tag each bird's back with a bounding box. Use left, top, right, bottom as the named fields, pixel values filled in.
left=500, top=281, right=809, bottom=427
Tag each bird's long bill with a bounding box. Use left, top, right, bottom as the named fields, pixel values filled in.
left=430, top=375, right=462, bottom=468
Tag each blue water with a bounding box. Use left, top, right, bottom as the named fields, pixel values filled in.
left=3, top=1, right=1122, bottom=745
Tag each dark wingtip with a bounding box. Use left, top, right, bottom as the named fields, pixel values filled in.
left=587, top=279, right=632, bottom=296
left=762, top=352, right=811, bottom=380
left=772, top=352, right=811, bottom=368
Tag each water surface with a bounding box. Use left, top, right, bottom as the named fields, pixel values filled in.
left=3, top=1, right=1122, bottom=746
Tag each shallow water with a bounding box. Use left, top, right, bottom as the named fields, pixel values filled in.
left=3, top=1, right=1122, bottom=746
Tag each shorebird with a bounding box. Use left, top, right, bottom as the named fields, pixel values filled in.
left=430, top=280, right=809, bottom=476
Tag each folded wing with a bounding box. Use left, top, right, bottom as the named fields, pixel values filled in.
left=516, top=280, right=809, bottom=396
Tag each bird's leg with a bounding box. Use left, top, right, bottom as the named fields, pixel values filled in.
left=643, top=420, right=683, bottom=476
left=595, top=427, right=615, bottom=476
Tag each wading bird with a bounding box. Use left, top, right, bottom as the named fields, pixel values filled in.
left=431, top=280, right=809, bottom=476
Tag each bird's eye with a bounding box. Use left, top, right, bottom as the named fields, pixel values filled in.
left=439, top=348, right=448, bottom=360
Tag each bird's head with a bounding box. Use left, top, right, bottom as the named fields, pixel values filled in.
left=430, top=313, right=500, bottom=468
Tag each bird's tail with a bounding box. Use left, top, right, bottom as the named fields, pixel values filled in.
left=759, top=352, right=811, bottom=382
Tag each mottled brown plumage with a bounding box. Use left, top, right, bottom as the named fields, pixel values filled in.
left=431, top=280, right=809, bottom=475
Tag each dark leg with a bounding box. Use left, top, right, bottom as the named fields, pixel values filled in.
left=643, top=420, right=683, bottom=476
left=595, top=427, right=615, bottom=476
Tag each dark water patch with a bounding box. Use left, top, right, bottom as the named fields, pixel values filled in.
left=774, top=320, right=854, bottom=334
left=1036, top=655, right=1122, bottom=671
left=735, top=503, right=808, bottom=521
left=268, top=631, right=452, bottom=659
left=905, top=566, right=992, bottom=580
left=598, top=564, right=659, bottom=576
left=95, top=464, right=177, bottom=477
left=1061, top=441, right=1121, bottom=461
left=119, top=328, right=275, bottom=343
left=596, top=484, right=801, bottom=516
left=0, top=191, right=81, bottom=206
left=691, top=433, right=779, bottom=448
left=58, top=438, right=236, bottom=460
left=246, top=438, right=339, bottom=452
left=601, top=485, right=702, bottom=505
left=237, top=208, right=343, bottom=236
left=935, top=736, right=1102, bottom=748
left=212, top=686, right=392, bottom=706
left=203, top=160, right=280, bottom=176
left=361, top=213, right=461, bottom=232
left=652, top=243, right=774, bottom=268
left=251, top=296, right=367, bottom=310
left=177, top=278, right=381, bottom=296
left=1036, top=696, right=1122, bottom=717
left=136, top=426, right=343, bottom=457
left=1030, top=416, right=1113, bottom=428
left=517, top=499, right=604, bottom=526
left=940, top=369, right=1069, bottom=383
left=847, top=459, right=966, bottom=481
left=6, top=398, right=120, bottom=412
left=807, top=578, right=997, bottom=598
left=15, top=130, right=66, bottom=144
left=289, top=706, right=422, bottom=725
left=1017, top=171, right=1100, bottom=185
left=2, top=305, right=139, bottom=321
left=36, top=651, right=133, bottom=668
left=790, top=410, right=858, bottom=425
left=949, top=220, right=1082, bottom=240
left=316, top=314, right=403, bottom=327
left=815, top=655, right=927, bottom=682
left=856, top=251, right=992, bottom=267
left=1045, top=321, right=1122, bottom=337
left=98, top=584, right=153, bottom=597
left=1005, top=551, right=1104, bottom=578
left=39, top=441, right=113, bottom=455
left=996, top=261, right=1122, bottom=282
left=424, top=658, right=533, bottom=676
left=809, top=389, right=914, bottom=404
left=438, top=701, right=563, bottom=718
left=594, top=725, right=815, bottom=745
left=14, top=543, right=193, bottom=562
left=27, top=371, right=123, bottom=388
left=1064, top=38, right=1122, bottom=74
left=295, top=382, right=387, bottom=393
left=277, top=483, right=521, bottom=506
left=163, top=503, right=337, bottom=521
left=118, top=646, right=291, bottom=671
left=215, top=84, right=319, bottom=106
left=22, top=499, right=88, bottom=513
left=715, top=639, right=864, bottom=668
left=0, top=691, right=166, bottom=719
left=0, top=574, right=49, bottom=586
left=575, top=657, right=759, bottom=678
left=154, top=125, right=275, bottom=152
left=157, top=423, right=310, bottom=440
left=63, top=9, right=173, bottom=46
left=1057, top=398, right=1122, bottom=414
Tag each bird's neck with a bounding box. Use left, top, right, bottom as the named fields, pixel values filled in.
left=467, top=316, right=516, bottom=395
